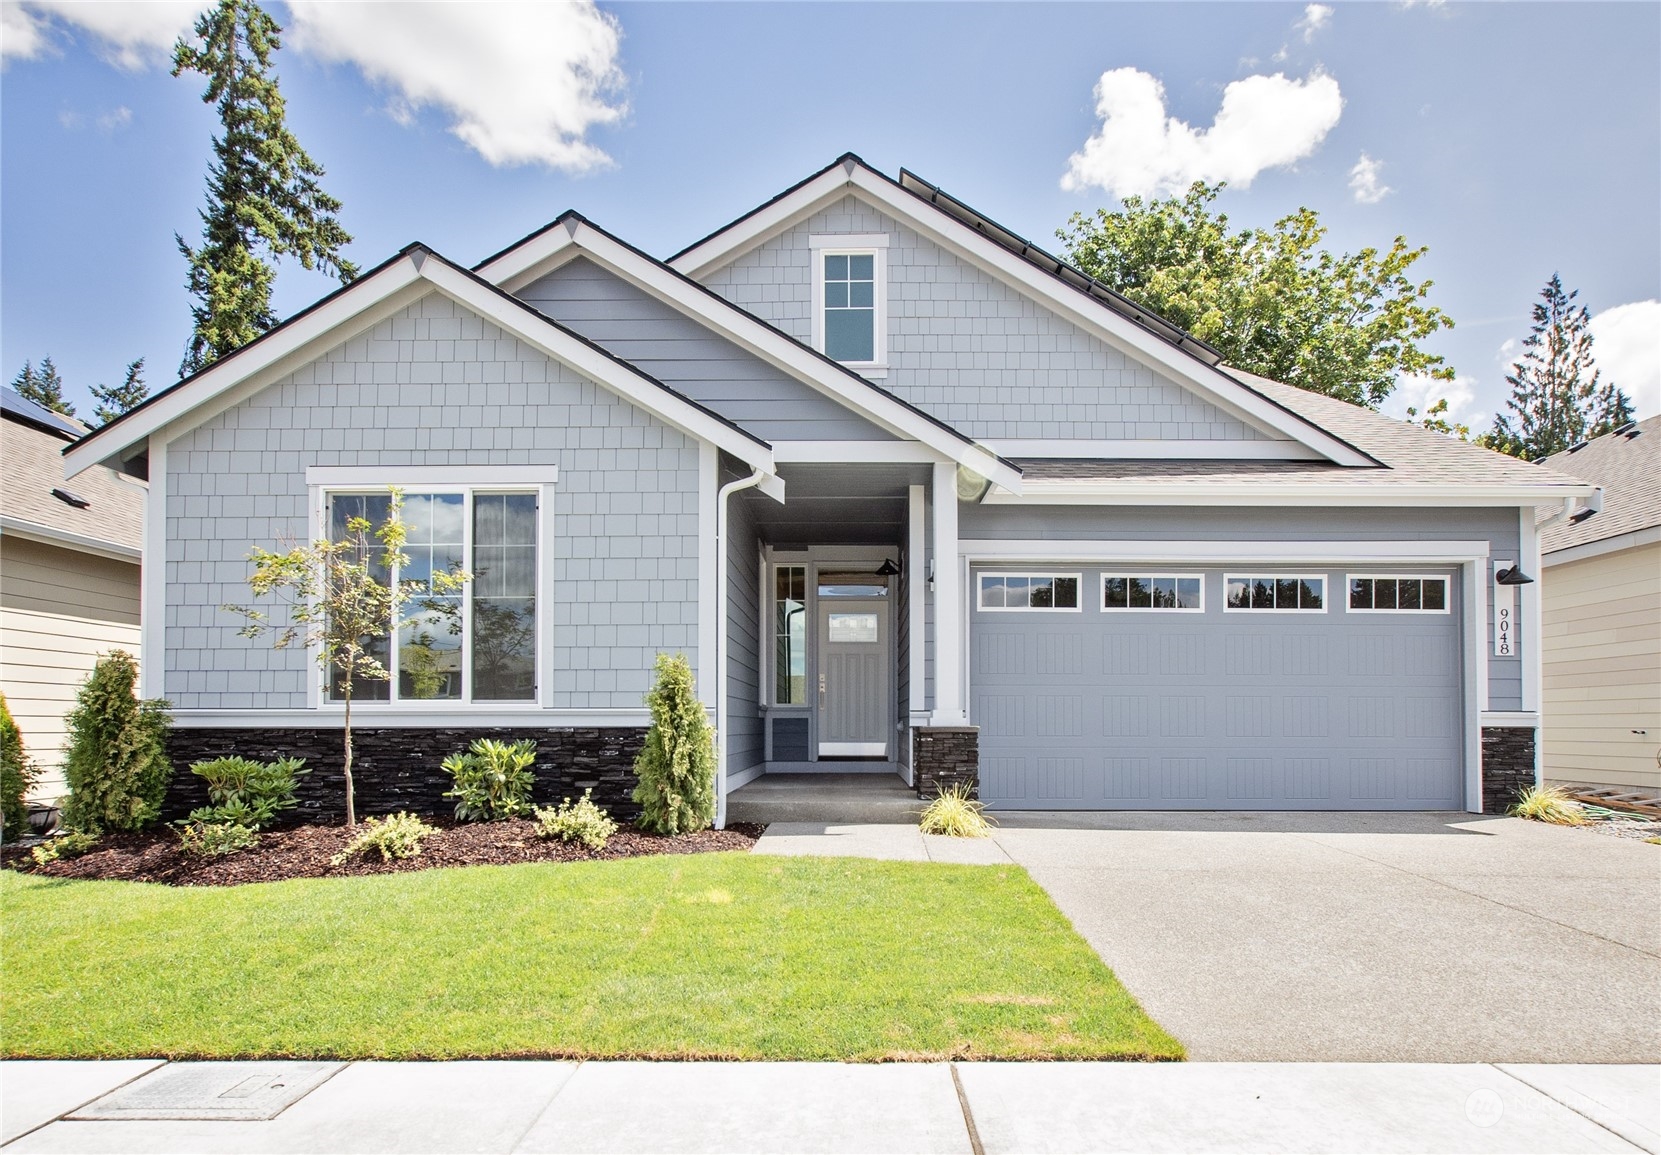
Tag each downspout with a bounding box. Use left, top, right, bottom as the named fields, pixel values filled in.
left=714, top=467, right=769, bottom=830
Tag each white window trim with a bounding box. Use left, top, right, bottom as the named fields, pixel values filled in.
left=1100, top=573, right=1207, bottom=613
left=1221, top=573, right=1330, bottom=614
left=305, top=477, right=555, bottom=711
left=809, top=234, right=888, bottom=375
left=1344, top=573, right=1453, bottom=615
left=975, top=571, right=1084, bottom=613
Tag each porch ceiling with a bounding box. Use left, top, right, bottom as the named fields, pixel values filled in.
left=739, top=462, right=929, bottom=546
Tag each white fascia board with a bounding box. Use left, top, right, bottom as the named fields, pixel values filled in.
left=0, top=516, right=142, bottom=562
left=672, top=163, right=1373, bottom=468
left=474, top=217, right=580, bottom=286
left=1541, top=524, right=1661, bottom=567
left=414, top=260, right=775, bottom=475
left=959, top=539, right=1493, bottom=564
left=984, top=481, right=1600, bottom=507
left=986, top=439, right=1320, bottom=461
left=64, top=256, right=428, bottom=480
left=485, top=221, right=1020, bottom=493
left=772, top=441, right=947, bottom=464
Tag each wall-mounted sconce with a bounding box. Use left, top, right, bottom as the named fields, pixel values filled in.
left=927, top=558, right=935, bottom=592
left=1494, top=566, right=1535, bottom=586
left=876, top=558, right=900, bottom=577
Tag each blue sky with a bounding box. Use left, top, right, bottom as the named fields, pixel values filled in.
left=3, top=1, right=1657, bottom=427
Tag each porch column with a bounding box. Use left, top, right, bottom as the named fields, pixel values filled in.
left=931, top=462, right=965, bottom=724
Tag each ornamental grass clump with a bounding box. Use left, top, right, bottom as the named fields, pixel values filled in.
left=632, top=653, right=716, bottom=835
left=330, top=812, right=434, bottom=865
left=442, top=738, right=537, bottom=821
left=1511, top=783, right=1590, bottom=826
left=1, top=694, right=40, bottom=842
left=919, top=783, right=994, bottom=838
left=61, top=651, right=172, bottom=834
left=535, top=790, right=619, bottom=851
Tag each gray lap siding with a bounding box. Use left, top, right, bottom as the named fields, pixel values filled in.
left=163, top=292, right=700, bottom=712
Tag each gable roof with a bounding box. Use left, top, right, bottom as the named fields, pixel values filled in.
left=2, top=388, right=141, bottom=559
left=473, top=210, right=1022, bottom=492
left=994, top=372, right=1601, bottom=505
left=1538, top=416, right=1659, bottom=553
left=64, top=245, right=782, bottom=497
left=667, top=154, right=1378, bottom=469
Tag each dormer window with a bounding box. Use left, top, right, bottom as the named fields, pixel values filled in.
left=810, top=234, right=887, bottom=373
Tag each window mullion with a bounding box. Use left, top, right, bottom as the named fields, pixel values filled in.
left=461, top=489, right=474, bottom=704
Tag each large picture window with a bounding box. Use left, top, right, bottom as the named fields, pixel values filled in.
left=325, top=489, right=539, bottom=704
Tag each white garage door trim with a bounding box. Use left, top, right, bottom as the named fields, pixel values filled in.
left=958, top=540, right=1490, bottom=812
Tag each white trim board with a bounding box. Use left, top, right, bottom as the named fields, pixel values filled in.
left=959, top=539, right=1493, bottom=564
left=985, top=482, right=1599, bottom=506
left=168, top=708, right=653, bottom=729
left=667, top=158, right=1377, bottom=469
left=474, top=216, right=1020, bottom=493
left=1542, top=525, right=1661, bottom=567
left=0, top=516, right=142, bottom=563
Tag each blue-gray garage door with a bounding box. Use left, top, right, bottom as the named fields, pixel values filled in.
left=970, top=567, right=1465, bottom=810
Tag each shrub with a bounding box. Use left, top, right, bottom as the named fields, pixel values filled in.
left=534, top=790, right=619, bottom=851
left=442, top=738, right=537, bottom=821
left=1511, top=783, right=1589, bottom=826
left=178, top=821, right=259, bottom=857
left=30, top=831, right=99, bottom=867
left=60, top=651, right=172, bottom=834
left=1, top=694, right=40, bottom=843
left=187, top=755, right=309, bottom=830
left=330, top=812, right=434, bottom=865
left=919, top=783, right=994, bottom=838
left=632, top=653, right=716, bottom=835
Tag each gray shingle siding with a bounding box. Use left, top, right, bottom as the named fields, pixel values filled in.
left=518, top=258, right=894, bottom=443
left=164, top=292, right=699, bottom=711
left=698, top=194, right=1275, bottom=444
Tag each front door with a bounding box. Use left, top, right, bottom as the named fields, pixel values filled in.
left=817, top=597, right=891, bottom=757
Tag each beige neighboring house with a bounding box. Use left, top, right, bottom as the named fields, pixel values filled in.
left=1539, top=416, right=1661, bottom=796
left=1, top=386, right=143, bottom=801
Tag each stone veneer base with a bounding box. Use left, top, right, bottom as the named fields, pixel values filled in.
left=913, top=727, right=979, bottom=800
left=163, top=727, right=648, bottom=824
left=1480, top=726, right=1537, bottom=815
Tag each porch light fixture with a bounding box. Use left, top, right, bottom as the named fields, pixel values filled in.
left=876, top=558, right=900, bottom=576
left=1494, top=566, right=1534, bottom=586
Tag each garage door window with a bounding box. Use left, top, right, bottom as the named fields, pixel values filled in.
left=1103, top=574, right=1204, bottom=612
left=1225, top=575, right=1326, bottom=612
left=1348, top=575, right=1449, bottom=613
left=978, top=573, right=1081, bottom=611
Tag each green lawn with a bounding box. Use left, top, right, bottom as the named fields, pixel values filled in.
left=1, top=854, right=1181, bottom=1062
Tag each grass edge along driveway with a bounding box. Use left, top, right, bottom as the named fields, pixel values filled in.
left=2, top=854, right=1182, bottom=1062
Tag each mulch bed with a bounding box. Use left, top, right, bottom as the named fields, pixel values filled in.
left=1, top=818, right=764, bottom=888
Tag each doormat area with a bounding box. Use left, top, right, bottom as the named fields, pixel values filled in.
left=69, top=1062, right=345, bottom=1121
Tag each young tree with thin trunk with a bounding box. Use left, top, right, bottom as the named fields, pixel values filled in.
left=173, top=0, right=357, bottom=377
left=90, top=359, right=148, bottom=425
left=1480, top=274, right=1634, bottom=460
left=226, top=490, right=467, bottom=825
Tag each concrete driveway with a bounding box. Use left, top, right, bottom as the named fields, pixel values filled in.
left=988, top=812, right=1661, bottom=1063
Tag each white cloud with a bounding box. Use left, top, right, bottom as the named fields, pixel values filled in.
left=1296, top=4, right=1334, bottom=42
left=1, top=1, right=205, bottom=69
left=56, top=104, right=131, bottom=132
left=1061, top=68, right=1343, bottom=199
left=285, top=2, right=627, bottom=171
left=1590, top=300, right=1661, bottom=418
left=1348, top=153, right=1391, bottom=203
left=1384, top=373, right=1481, bottom=431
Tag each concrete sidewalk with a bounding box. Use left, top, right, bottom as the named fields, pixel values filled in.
left=2, top=1059, right=1656, bottom=1153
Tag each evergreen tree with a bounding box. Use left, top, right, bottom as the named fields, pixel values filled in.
left=11, top=357, right=75, bottom=417
left=90, top=359, right=149, bottom=425
left=61, top=651, right=172, bottom=834
left=1480, top=274, right=1634, bottom=460
left=173, top=0, right=357, bottom=377
left=631, top=653, right=716, bottom=835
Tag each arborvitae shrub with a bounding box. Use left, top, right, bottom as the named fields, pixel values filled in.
left=1, top=694, right=39, bottom=841
left=631, top=653, right=716, bottom=835
left=60, top=651, right=172, bottom=834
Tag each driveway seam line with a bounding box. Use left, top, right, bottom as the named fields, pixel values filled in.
left=1487, top=1063, right=1652, bottom=1153
left=1291, top=833, right=1661, bottom=960
left=0, top=1058, right=168, bottom=1149
left=949, top=1062, right=986, bottom=1155
left=506, top=1058, right=583, bottom=1155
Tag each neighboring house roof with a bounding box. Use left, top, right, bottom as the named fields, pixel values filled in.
left=64, top=245, right=783, bottom=497
left=668, top=153, right=1378, bottom=468
left=473, top=210, right=1021, bottom=491
left=1538, top=416, right=1660, bottom=553
left=1, top=386, right=142, bottom=559
left=995, top=371, right=1600, bottom=505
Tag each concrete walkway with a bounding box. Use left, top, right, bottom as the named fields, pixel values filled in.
left=3, top=1059, right=1656, bottom=1153
left=753, top=813, right=1661, bottom=1064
